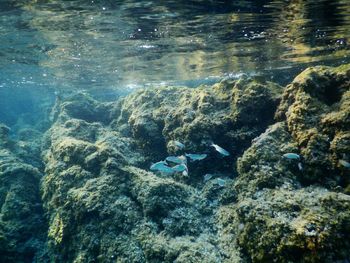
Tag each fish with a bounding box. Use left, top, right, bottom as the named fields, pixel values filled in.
left=282, top=153, right=300, bottom=160
left=211, top=143, right=230, bottom=156
left=160, top=167, right=176, bottom=175
left=203, top=174, right=213, bottom=182
left=150, top=161, right=167, bottom=170
left=174, top=140, right=185, bottom=149
left=150, top=161, right=174, bottom=174
left=298, top=162, right=303, bottom=171
left=185, top=153, right=207, bottom=161
left=182, top=170, right=188, bottom=177
left=172, top=163, right=188, bottom=173
left=166, top=155, right=186, bottom=164
left=217, top=178, right=226, bottom=187
left=339, top=159, right=350, bottom=168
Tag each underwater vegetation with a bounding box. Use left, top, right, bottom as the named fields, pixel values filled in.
left=0, top=64, right=349, bottom=262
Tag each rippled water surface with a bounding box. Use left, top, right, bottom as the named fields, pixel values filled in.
left=0, top=0, right=350, bottom=90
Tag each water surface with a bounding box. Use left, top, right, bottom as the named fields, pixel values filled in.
left=0, top=0, right=349, bottom=91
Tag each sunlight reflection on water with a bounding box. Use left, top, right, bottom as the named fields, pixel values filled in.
left=0, top=0, right=349, bottom=91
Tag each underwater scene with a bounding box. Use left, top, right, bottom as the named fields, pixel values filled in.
left=1, top=0, right=350, bottom=262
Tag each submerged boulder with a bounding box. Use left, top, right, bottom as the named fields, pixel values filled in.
left=276, top=65, right=350, bottom=185
left=219, top=187, right=350, bottom=263
left=0, top=124, right=10, bottom=147
left=2, top=64, right=349, bottom=263
left=115, top=77, right=282, bottom=178
left=0, top=147, right=47, bottom=262
left=39, top=76, right=283, bottom=262
left=41, top=93, right=222, bottom=262
left=222, top=64, right=350, bottom=262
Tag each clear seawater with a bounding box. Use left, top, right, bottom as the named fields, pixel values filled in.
left=0, top=0, right=350, bottom=126
left=0, top=2, right=350, bottom=262
left=1, top=0, right=350, bottom=89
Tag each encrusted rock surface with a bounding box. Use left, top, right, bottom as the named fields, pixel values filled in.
left=0, top=124, right=47, bottom=262
left=0, top=65, right=349, bottom=262
left=221, top=64, right=350, bottom=262
left=115, top=77, right=281, bottom=180
left=276, top=65, right=350, bottom=185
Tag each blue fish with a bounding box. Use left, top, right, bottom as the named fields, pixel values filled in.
left=211, top=143, right=230, bottom=156
left=339, top=159, right=350, bottom=168
left=160, top=167, right=176, bottom=175
left=185, top=153, right=207, bottom=161
left=172, top=163, right=188, bottom=173
left=150, top=161, right=174, bottom=175
left=203, top=174, right=213, bottom=182
left=283, top=153, right=300, bottom=160
left=166, top=156, right=186, bottom=164
left=217, top=178, right=226, bottom=187
left=174, top=140, right=185, bottom=149
left=150, top=161, right=166, bottom=170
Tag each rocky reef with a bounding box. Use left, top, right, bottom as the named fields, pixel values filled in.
left=0, top=124, right=47, bottom=262
left=0, top=64, right=349, bottom=262
left=38, top=76, right=280, bottom=262
left=223, top=65, right=350, bottom=262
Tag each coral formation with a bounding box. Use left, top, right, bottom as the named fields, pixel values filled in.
left=0, top=64, right=349, bottom=262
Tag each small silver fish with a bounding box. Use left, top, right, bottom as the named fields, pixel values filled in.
left=339, top=159, right=350, bottom=168
left=185, top=153, right=207, bottom=161
left=174, top=140, right=185, bottom=149
left=182, top=170, right=188, bottom=177
left=283, top=153, right=300, bottom=160
left=217, top=178, right=226, bottom=187
left=166, top=156, right=186, bottom=164
left=203, top=174, right=213, bottom=182
left=211, top=143, right=230, bottom=156
left=298, top=162, right=303, bottom=171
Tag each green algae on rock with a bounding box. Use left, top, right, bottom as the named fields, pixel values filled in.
left=115, top=77, right=282, bottom=179
left=275, top=65, right=350, bottom=185
left=0, top=141, right=47, bottom=262
left=225, top=64, right=350, bottom=262
left=1, top=64, right=349, bottom=262
left=0, top=124, right=10, bottom=146
left=38, top=76, right=282, bottom=262
left=218, top=187, right=350, bottom=263
left=40, top=93, right=217, bottom=262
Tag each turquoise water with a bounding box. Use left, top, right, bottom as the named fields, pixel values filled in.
left=1, top=2, right=350, bottom=262
left=1, top=0, right=349, bottom=132
left=1, top=0, right=349, bottom=92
